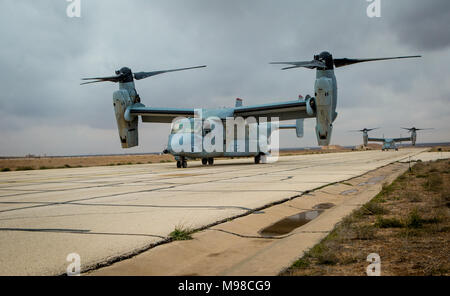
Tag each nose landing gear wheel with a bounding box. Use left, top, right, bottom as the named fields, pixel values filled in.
left=255, top=155, right=261, bottom=164
left=202, top=158, right=208, bottom=166
left=207, top=158, right=214, bottom=166
left=177, top=161, right=182, bottom=168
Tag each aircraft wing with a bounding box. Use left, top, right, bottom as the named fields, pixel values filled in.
left=129, top=106, right=195, bottom=123
left=368, top=138, right=385, bottom=143
left=393, top=137, right=412, bottom=142
left=130, top=100, right=315, bottom=123
left=233, top=100, right=314, bottom=121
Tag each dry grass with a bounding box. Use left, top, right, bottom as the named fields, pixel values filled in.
left=430, top=146, right=450, bottom=152
left=283, top=159, right=450, bottom=276
left=0, top=154, right=175, bottom=171
left=0, top=149, right=355, bottom=172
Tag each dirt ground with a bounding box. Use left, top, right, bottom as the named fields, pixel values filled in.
left=430, top=146, right=450, bottom=152
left=0, top=154, right=175, bottom=171
left=0, top=147, right=355, bottom=172
left=1, top=144, right=441, bottom=172
left=283, top=159, right=450, bottom=276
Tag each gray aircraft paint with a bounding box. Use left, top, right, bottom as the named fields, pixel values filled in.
left=82, top=52, right=420, bottom=167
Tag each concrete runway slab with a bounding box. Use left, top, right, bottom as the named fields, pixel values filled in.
left=0, top=148, right=433, bottom=275
left=89, top=162, right=412, bottom=276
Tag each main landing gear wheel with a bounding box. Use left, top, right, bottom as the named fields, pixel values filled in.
left=207, top=158, right=214, bottom=166
left=255, top=155, right=261, bottom=164
left=177, top=159, right=188, bottom=168
left=202, top=158, right=208, bottom=166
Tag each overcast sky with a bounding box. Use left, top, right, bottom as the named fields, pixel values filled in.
left=0, top=0, right=449, bottom=156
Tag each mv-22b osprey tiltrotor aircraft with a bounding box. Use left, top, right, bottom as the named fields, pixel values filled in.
left=82, top=52, right=420, bottom=168
left=353, top=127, right=431, bottom=151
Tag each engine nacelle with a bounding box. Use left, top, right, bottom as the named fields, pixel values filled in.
left=113, top=89, right=138, bottom=148
left=363, top=132, right=369, bottom=146
left=411, top=131, right=417, bottom=146
left=314, top=77, right=333, bottom=146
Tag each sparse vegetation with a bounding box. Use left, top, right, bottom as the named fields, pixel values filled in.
left=0, top=154, right=176, bottom=171
left=16, top=166, right=34, bottom=171
left=430, top=146, right=450, bottom=152
left=375, top=216, right=403, bottom=228
left=360, top=203, right=388, bottom=216
left=284, top=159, right=449, bottom=276
left=1, top=168, right=11, bottom=172
left=423, top=173, right=443, bottom=192
left=405, top=191, right=422, bottom=202
left=353, top=225, right=376, bottom=240
left=406, top=209, right=424, bottom=229
left=292, top=258, right=310, bottom=269
left=169, top=226, right=194, bottom=241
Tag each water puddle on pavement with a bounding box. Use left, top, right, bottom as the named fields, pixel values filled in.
left=358, top=176, right=386, bottom=186
left=259, top=203, right=335, bottom=237
left=340, top=189, right=358, bottom=195
left=313, top=203, right=335, bottom=209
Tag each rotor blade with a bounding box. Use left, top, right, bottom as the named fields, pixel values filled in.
left=349, top=127, right=379, bottom=133
left=80, top=80, right=109, bottom=85
left=270, top=60, right=326, bottom=70
left=134, top=65, right=206, bottom=80
left=401, top=127, right=433, bottom=131
left=80, top=75, right=123, bottom=85
left=334, top=55, right=421, bottom=68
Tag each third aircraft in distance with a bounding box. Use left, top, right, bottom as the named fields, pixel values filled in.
left=352, top=127, right=433, bottom=151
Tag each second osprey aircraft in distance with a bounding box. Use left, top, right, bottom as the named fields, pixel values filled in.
left=353, top=127, right=433, bottom=151
left=82, top=52, right=420, bottom=168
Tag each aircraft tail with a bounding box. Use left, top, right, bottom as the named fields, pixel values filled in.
left=279, top=119, right=304, bottom=138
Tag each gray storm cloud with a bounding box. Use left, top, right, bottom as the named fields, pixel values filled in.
left=0, top=0, right=449, bottom=156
